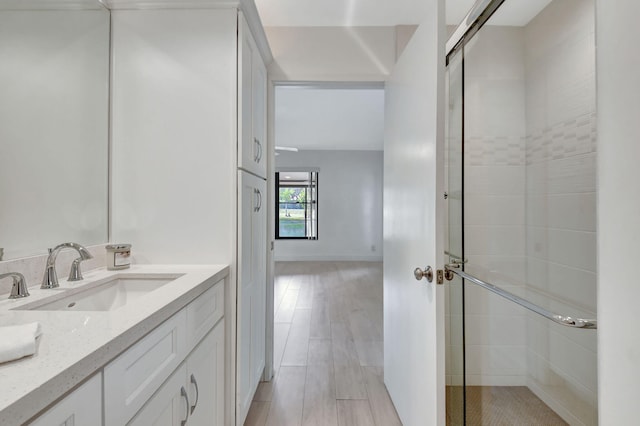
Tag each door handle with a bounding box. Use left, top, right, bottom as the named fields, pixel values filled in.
left=414, top=266, right=433, bottom=282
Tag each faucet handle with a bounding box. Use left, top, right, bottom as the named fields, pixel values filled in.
left=0, top=272, right=30, bottom=299
left=68, top=258, right=86, bottom=281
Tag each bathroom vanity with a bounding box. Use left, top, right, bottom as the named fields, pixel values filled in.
left=0, top=265, right=228, bottom=425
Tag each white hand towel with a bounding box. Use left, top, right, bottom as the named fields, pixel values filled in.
left=0, top=322, right=42, bottom=364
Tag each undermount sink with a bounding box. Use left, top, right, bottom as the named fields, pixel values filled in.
left=15, top=274, right=183, bottom=312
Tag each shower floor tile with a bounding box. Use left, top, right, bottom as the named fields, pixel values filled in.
left=446, top=385, right=568, bottom=425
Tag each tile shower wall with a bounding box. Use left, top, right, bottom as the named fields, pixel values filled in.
left=523, top=0, right=597, bottom=424
left=462, top=26, right=528, bottom=387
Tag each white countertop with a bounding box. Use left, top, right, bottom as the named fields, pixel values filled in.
left=0, top=264, right=229, bottom=425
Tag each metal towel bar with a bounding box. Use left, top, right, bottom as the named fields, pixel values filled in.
left=444, top=265, right=597, bottom=329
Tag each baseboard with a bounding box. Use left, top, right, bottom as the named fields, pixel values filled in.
left=274, top=254, right=383, bottom=262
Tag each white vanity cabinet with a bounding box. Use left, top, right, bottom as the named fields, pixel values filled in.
left=29, top=373, right=102, bottom=426
left=128, top=320, right=224, bottom=426
left=104, top=281, right=225, bottom=426
left=238, top=12, right=268, bottom=179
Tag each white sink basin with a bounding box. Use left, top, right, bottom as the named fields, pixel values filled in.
left=15, top=274, right=183, bottom=312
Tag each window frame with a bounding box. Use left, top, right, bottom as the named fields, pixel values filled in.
left=275, top=170, right=319, bottom=240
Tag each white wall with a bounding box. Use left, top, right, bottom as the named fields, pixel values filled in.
left=274, top=150, right=383, bottom=262
left=265, top=26, right=396, bottom=81
left=596, top=0, right=640, bottom=423
left=110, top=9, right=237, bottom=265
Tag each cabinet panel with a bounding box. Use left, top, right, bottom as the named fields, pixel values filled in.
left=104, top=309, right=187, bottom=426
left=237, top=171, right=267, bottom=425
left=187, top=319, right=225, bottom=426
left=186, top=279, right=224, bottom=351
left=128, top=364, right=188, bottom=426
left=237, top=12, right=267, bottom=179
left=30, top=373, right=102, bottom=426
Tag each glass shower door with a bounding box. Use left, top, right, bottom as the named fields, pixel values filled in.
left=445, top=0, right=598, bottom=424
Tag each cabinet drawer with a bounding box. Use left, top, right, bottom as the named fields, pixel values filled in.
left=187, top=279, right=224, bottom=351
left=104, top=309, right=187, bottom=426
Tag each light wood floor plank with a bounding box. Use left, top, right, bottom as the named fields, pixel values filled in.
left=307, top=339, right=333, bottom=366
left=354, top=341, right=383, bottom=367
left=336, top=400, right=375, bottom=426
left=265, top=366, right=307, bottom=426
left=281, top=308, right=312, bottom=366
left=332, top=323, right=368, bottom=400
left=302, top=365, right=338, bottom=426
left=310, top=295, right=332, bottom=339
left=362, top=367, right=402, bottom=426
left=244, top=401, right=270, bottom=426
left=275, top=287, right=300, bottom=323
left=252, top=262, right=402, bottom=426
left=272, top=322, right=291, bottom=375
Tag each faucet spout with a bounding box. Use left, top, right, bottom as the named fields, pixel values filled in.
left=42, top=242, right=93, bottom=289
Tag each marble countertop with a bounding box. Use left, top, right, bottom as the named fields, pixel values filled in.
left=0, top=264, right=229, bottom=425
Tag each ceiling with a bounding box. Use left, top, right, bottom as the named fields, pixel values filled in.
left=275, top=86, right=384, bottom=151
left=256, top=0, right=553, bottom=27
left=268, top=0, right=555, bottom=152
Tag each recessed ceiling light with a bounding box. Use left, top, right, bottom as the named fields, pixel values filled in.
left=285, top=176, right=292, bottom=179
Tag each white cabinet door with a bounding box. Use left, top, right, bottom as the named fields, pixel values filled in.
left=187, top=319, right=225, bottom=426
left=251, top=41, right=267, bottom=179
left=30, top=373, right=102, bottom=426
left=237, top=12, right=267, bottom=179
left=128, top=364, right=188, bottom=426
left=237, top=171, right=267, bottom=425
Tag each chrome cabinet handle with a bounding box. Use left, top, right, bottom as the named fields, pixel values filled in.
left=190, top=374, right=199, bottom=414
left=253, top=188, right=262, bottom=212
left=254, top=137, right=262, bottom=162
left=180, top=386, right=190, bottom=426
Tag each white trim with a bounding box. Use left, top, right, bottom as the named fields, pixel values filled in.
left=274, top=254, right=382, bottom=262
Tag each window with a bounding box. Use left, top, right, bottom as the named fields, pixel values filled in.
left=275, top=171, right=318, bottom=239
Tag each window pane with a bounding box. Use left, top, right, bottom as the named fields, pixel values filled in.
left=276, top=172, right=318, bottom=239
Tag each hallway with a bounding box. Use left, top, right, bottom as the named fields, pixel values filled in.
left=244, top=261, right=401, bottom=426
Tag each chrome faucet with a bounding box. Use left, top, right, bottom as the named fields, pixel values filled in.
left=0, top=272, right=29, bottom=299
left=41, top=242, right=93, bottom=289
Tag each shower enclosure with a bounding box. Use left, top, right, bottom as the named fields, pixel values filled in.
left=444, top=0, right=598, bottom=424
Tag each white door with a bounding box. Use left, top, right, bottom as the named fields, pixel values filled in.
left=382, top=2, right=446, bottom=425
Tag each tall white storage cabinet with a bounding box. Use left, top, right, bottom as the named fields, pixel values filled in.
left=236, top=13, right=268, bottom=425
left=109, top=3, right=272, bottom=425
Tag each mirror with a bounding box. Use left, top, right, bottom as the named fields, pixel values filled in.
left=0, top=1, right=110, bottom=260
